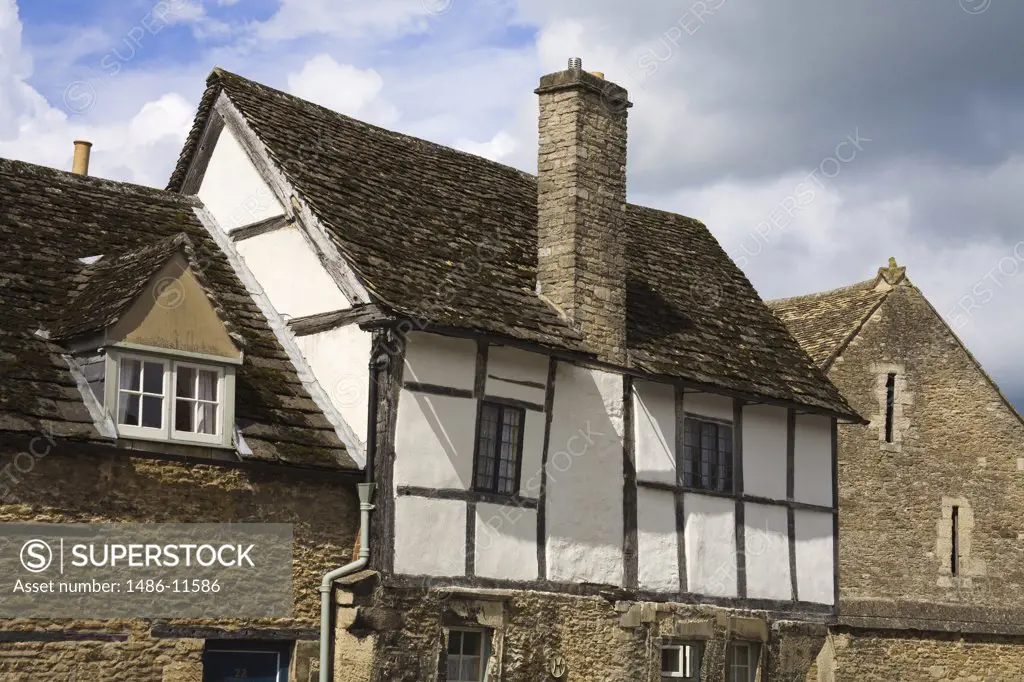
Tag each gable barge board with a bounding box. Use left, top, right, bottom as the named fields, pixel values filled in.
left=179, top=110, right=225, bottom=195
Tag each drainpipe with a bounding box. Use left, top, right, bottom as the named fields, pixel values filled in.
left=319, top=351, right=384, bottom=682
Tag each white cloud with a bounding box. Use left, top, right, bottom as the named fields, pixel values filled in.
left=286, top=54, right=400, bottom=127
left=255, top=0, right=432, bottom=43
left=455, top=130, right=517, bottom=162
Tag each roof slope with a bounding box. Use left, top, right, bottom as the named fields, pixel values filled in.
left=170, top=69, right=857, bottom=419
left=767, top=279, right=889, bottom=369
left=0, top=157, right=354, bottom=469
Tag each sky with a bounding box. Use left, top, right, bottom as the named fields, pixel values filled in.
left=1, top=0, right=1022, bottom=408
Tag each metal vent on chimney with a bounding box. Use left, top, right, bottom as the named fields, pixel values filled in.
left=568, top=57, right=582, bottom=71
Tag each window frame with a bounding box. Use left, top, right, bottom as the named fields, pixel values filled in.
left=681, top=413, right=735, bottom=493
left=471, top=400, right=526, bottom=496
left=105, top=349, right=235, bottom=448
left=445, top=628, right=491, bottom=682
left=726, top=641, right=760, bottom=682
left=113, top=354, right=170, bottom=440
left=660, top=641, right=702, bottom=680
left=171, top=361, right=225, bottom=445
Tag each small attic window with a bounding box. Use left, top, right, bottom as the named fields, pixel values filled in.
left=109, top=351, right=234, bottom=447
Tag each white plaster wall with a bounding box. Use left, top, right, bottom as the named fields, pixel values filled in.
left=519, top=411, right=545, bottom=499
left=637, top=488, right=679, bottom=592
left=394, top=497, right=467, bottom=576
left=197, top=127, right=286, bottom=231
left=633, top=380, right=676, bottom=485
left=404, top=333, right=477, bottom=392
left=795, top=509, right=834, bottom=604
left=684, top=493, right=737, bottom=598
left=235, top=227, right=351, bottom=318
left=295, top=324, right=371, bottom=443
left=485, top=345, right=548, bottom=404
left=743, top=503, right=791, bottom=601
left=475, top=502, right=538, bottom=581
left=545, top=362, right=624, bottom=586
left=742, top=404, right=788, bottom=501
left=794, top=414, right=833, bottom=507
left=684, top=392, right=734, bottom=421
left=393, top=390, right=477, bottom=489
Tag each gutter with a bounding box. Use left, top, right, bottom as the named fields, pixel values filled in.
left=319, top=350, right=384, bottom=682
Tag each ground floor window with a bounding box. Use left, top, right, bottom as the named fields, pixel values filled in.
left=446, top=628, right=491, bottom=681
left=661, top=642, right=702, bottom=679
left=202, top=640, right=291, bottom=682
left=726, top=641, right=760, bottom=682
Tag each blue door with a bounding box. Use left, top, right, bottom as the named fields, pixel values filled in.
left=203, top=649, right=283, bottom=682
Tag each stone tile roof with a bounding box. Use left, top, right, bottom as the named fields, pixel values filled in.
left=0, top=157, right=355, bottom=469
left=767, top=279, right=890, bottom=369
left=169, top=68, right=858, bottom=419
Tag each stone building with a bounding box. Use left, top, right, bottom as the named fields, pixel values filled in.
left=163, top=59, right=860, bottom=681
left=0, top=153, right=364, bottom=679
left=770, top=259, right=1024, bottom=681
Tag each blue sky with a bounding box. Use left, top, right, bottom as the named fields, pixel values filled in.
left=2, top=0, right=1024, bottom=410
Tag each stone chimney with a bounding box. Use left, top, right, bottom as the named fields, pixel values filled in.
left=72, top=140, right=92, bottom=176
left=535, top=58, right=631, bottom=365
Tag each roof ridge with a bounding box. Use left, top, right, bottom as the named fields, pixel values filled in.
left=766, top=276, right=880, bottom=307
left=0, top=157, right=200, bottom=206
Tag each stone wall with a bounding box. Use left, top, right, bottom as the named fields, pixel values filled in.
left=335, top=578, right=827, bottom=682
left=817, top=630, right=1024, bottom=681
left=0, top=444, right=358, bottom=681
left=828, top=284, right=1024, bottom=609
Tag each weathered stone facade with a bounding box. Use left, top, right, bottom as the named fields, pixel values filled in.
left=0, top=443, right=358, bottom=681
left=535, top=61, right=630, bottom=365
left=335, top=578, right=828, bottom=682
left=790, top=271, right=1024, bottom=679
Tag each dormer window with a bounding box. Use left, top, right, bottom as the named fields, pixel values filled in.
left=51, top=233, right=244, bottom=451
left=113, top=354, right=228, bottom=445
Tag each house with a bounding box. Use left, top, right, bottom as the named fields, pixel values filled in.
left=163, top=59, right=861, bottom=681
left=0, top=150, right=363, bottom=679
left=770, top=260, right=1024, bottom=680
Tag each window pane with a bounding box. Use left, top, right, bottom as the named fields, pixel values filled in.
left=459, top=656, right=480, bottom=681
left=120, top=359, right=141, bottom=391
left=142, top=362, right=164, bottom=394
left=447, top=657, right=460, bottom=679
left=176, top=366, right=196, bottom=399
left=474, top=404, right=500, bottom=491
left=197, top=402, right=217, bottom=435
left=175, top=399, right=194, bottom=432
left=462, top=631, right=481, bottom=656
left=661, top=647, right=680, bottom=673
left=197, top=370, right=218, bottom=401
left=118, top=393, right=140, bottom=426
left=141, top=395, right=163, bottom=428
left=447, top=631, right=462, bottom=655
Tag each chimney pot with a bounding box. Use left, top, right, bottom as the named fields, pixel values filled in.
left=72, top=140, right=92, bottom=176
left=568, top=57, right=582, bottom=71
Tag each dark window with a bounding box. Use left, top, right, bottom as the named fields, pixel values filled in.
left=661, top=642, right=701, bottom=679
left=884, top=373, right=896, bottom=443
left=447, top=629, right=488, bottom=682
left=682, top=417, right=733, bottom=492
left=726, top=642, right=760, bottom=682
left=474, top=402, right=524, bottom=494
left=951, top=505, right=960, bottom=577
left=203, top=641, right=291, bottom=682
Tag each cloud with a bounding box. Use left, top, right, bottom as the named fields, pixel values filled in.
left=286, top=54, right=399, bottom=127
left=455, top=130, right=517, bottom=162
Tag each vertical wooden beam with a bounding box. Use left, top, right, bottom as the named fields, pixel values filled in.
left=787, top=409, right=799, bottom=602
left=832, top=417, right=841, bottom=609
left=674, top=386, right=688, bottom=594
left=536, top=357, right=558, bottom=581
left=465, top=500, right=477, bottom=577
left=622, top=376, right=638, bottom=589
left=733, top=398, right=747, bottom=599
left=466, top=341, right=488, bottom=577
